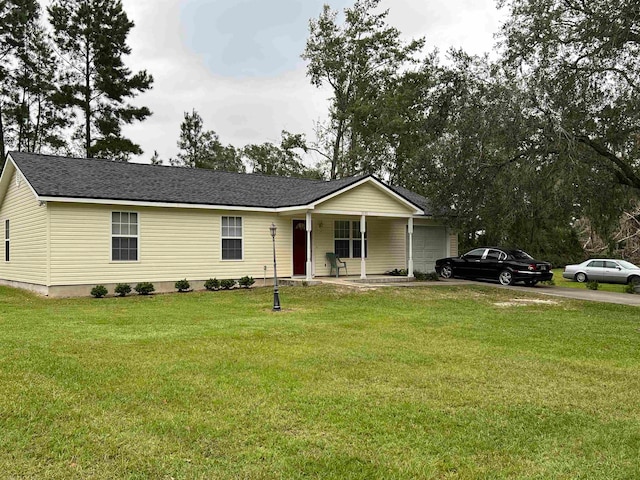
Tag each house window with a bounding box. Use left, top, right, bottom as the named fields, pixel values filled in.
left=352, top=221, right=368, bottom=258
left=334, top=220, right=367, bottom=258
left=4, top=220, right=9, bottom=262
left=111, top=212, right=138, bottom=261
left=334, top=220, right=350, bottom=258
left=222, top=216, right=242, bottom=260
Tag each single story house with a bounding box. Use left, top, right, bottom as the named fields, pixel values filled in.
left=0, top=152, right=457, bottom=296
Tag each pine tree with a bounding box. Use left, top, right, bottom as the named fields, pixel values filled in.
left=0, top=0, right=40, bottom=163
left=176, top=110, right=244, bottom=172
left=48, top=0, right=153, bottom=160
left=7, top=12, right=67, bottom=154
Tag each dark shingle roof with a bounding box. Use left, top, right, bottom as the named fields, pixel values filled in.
left=387, top=184, right=434, bottom=215
left=8, top=151, right=431, bottom=213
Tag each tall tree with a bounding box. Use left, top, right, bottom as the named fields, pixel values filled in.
left=48, top=0, right=153, bottom=160
left=7, top=12, right=67, bottom=154
left=176, top=110, right=244, bottom=172
left=302, top=0, right=424, bottom=178
left=410, top=52, right=588, bottom=263
left=498, top=0, right=640, bottom=193
left=0, top=0, right=40, bottom=163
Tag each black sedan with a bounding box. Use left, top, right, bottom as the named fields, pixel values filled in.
left=435, top=247, right=553, bottom=286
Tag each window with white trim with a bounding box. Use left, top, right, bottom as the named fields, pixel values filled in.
left=111, top=212, right=138, bottom=261
left=334, top=220, right=367, bottom=258
left=221, top=216, right=243, bottom=260
left=4, top=220, right=9, bottom=262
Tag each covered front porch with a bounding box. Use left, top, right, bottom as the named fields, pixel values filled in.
left=282, top=210, right=419, bottom=281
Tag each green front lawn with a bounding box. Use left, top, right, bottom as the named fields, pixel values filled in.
left=551, top=268, right=630, bottom=292
left=1, top=285, right=639, bottom=479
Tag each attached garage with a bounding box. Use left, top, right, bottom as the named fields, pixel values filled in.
left=409, top=225, right=449, bottom=273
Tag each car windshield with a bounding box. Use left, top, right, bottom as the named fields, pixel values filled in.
left=618, top=260, right=640, bottom=270
left=509, top=250, right=533, bottom=260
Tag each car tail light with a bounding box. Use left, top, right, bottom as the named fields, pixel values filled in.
left=528, top=264, right=537, bottom=271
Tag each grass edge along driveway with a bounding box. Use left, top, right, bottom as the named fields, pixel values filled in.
left=0, top=284, right=639, bottom=479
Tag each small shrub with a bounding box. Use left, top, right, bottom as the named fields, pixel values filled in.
left=204, top=278, right=220, bottom=291
left=134, top=282, right=155, bottom=295
left=114, top=283, right=131, bottom=297
left=220, top=279, right=235, bottom=290
left=623, top=283, right=636, bottom=294
left=426, top=271, right=439, bottom=281
left=238, top=276, right=255, bottom=288
left=90, top=285, right=108, bottom=298
left=540, top=279, right=556, bottom=286
left=175, top=278, right=191, bottom=292
left=385, top=268, right=408, bottom=276
left=413, top=270, right=439, bottom=281
left=586, top=280, right=599, bottom=290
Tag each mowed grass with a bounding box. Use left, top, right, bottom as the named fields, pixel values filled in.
left=1, top=284, right=639, bottom=479
left=551, top=268, right=630, bottom=292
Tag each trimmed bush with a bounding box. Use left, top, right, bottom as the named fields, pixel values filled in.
left=90, top=285, right=108, bottom=298
left=114, top=283, right=131, bottom=297
left=238, top=276, right=255, bottom=288
left=204, top=278, right=220, bottom=291
left=220, top=279, right=235, bottom=290
left=134, top=282, right=155, bottom=295
left=586, top=280, right=599, bottom=291
left=413, top=271, right=439, bottom=281
left=175, top=279, right=191, bottom=292
left=385, top=268, right=408, bottom=276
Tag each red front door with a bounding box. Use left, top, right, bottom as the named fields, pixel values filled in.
left=293, top=220, right=307, bottom=276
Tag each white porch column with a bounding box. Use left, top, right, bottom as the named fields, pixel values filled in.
left=408, top=217, right=414, bottom=277
left=306, top=211, right=312, bottom=281
left=360, top=214, right=367, bottom=279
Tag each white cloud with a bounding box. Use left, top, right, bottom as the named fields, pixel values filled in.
left=119, top=0, right=506, bottom=164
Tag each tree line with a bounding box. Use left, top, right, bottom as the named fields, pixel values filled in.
left=298, top=0, right=640, bottom=264
left=2, top=0, right=638, bottom=263
left=152, top=110, right=323, bottom=179
left=0, top=0, right=152, bottom=162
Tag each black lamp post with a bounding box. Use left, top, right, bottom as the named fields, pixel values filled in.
left=270, top=223, right=281, bottom=311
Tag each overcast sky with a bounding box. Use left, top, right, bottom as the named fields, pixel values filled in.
left=115, top=0, right=506, bottom=165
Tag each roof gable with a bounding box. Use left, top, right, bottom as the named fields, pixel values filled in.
left=312, top=177, right=421, bottom=215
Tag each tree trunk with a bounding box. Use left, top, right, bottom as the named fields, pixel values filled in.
left=33, top=93, right=42, bottom=153
left=331, top=116, right=345, bottom=179
left=17, top=85, right=27, bottom=152
left=84, top=43, right=91, bottom=157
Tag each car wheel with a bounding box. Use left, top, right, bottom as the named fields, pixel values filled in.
left=524, top=280, right=538, bottom=287
left=440, top=264, right=453, bottom=279
left=498, top=270, right=513, bottom=286
left=575, top=272, right=587, bottom=283
left=628, top=275, right=640, bottom=286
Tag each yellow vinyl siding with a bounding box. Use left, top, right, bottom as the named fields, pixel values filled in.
left=0, top=171, right=48, bottom=285
left=312, top=215, right=407, bottom=275
left=49, top=203, right=291, bottom=285
left=315, top=182, right=416, bottom=215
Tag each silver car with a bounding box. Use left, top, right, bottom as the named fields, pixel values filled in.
left=563, top=259, right=640, bottom=284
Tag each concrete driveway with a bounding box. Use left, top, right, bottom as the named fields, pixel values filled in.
left=443, top=279, right=640, bottom=307
left=318, top=276, right=640, bottom=306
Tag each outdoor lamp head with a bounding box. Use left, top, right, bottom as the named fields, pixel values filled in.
left=270, top=223, right=277, bottom=238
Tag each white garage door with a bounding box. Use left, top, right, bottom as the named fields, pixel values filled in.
left=410, top=226, right=448, bottom=273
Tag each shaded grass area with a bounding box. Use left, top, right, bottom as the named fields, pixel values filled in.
left=1, top=284, right=639, bottom=479
left=551, top=268, right=632, bottom=293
